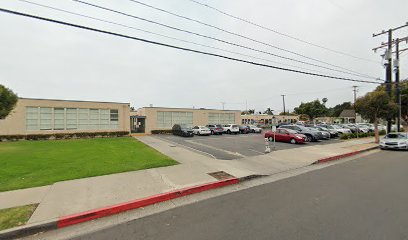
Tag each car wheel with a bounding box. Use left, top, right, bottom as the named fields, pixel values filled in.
left=227, top=130, right=231, bottom=134
left=290, top=138, right=296, bottom=144
left=306, top=135, right=312, bottom=142
left=211, top=130, right=214, bottom=135
left=268, top=136, right=274, bottom=141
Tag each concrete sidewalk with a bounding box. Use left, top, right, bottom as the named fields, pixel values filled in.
left=0, top=136, right=377, bottom=226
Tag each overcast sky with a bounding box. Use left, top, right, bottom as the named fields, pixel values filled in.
left=1, top=0, right=407, bottom=113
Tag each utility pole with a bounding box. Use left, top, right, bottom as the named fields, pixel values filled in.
left=352, top=86, right=358, bottom=103
left=395, top=39, right=401, bottom=132
left=281, top=95, right=286, bottom=115
left=220, top=102, right=226, bottom=110
left=373, top=22, right=408, bottom=133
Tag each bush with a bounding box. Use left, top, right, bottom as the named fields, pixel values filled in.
left=340, top=130, right=384, bottom=140
left=151, top=129, right=173, bottom=134
left=0, top=131, right=129, bottom=141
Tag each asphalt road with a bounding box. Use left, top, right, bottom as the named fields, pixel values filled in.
left=72, top=150, right=408, bottom=240
left=156, top=133, right=338, bottom=160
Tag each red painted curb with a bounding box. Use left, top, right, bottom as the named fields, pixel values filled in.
left=314, top=146, right=378, bottom=164
left=57, top=178, right=239, bottom=228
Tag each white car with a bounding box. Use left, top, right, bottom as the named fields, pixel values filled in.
left=247, top=125, right=262, bottom=133
left=380, top=132, right=408, bottom=150
left=192, top=126, right=211, bottom=136
left=223, top=124, right=240, bottom=134
left=329, top=125, right=352, bottom=134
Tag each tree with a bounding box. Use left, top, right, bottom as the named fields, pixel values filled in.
left=241, top=109, right=255, bottom=115
left=293, top=99, right=328, bottom=121
left=354, top=90, right=398, bottom=143
left=0, top=84, right=18, bottom=119
left=328, top=101, right=352, bottom=117
left=263, top=108, right=274, bottom=115
left=400, top=80, right=408, bottom=124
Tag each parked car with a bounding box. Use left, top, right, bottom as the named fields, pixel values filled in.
left=247, top=125, right=262, bottom=133
left=192, top=126, right=211, bottom=136
left=264, top=128, right=306, bottom=144
left=343, top=124, right=369, bottom=133
left=172, top=124, right=194, bottom=137
left=356, top=123, right=374, bottom=132
left=279, top=125, right=323, bottom=142
left=307, top=127, right=330, bottom=139
left=206, top=124, right=224, bottom=135
left=320, top=124, right=352, bottom=134
left=379, top=132, right=408, bottom=150
left=238, top=125, right=250, bottom=134
left=223, top=124, right=239, bottom=134
left=312, top=126, right=338, bottom=138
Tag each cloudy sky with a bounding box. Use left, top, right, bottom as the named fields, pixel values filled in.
left=1, top=0, right=407, bottom=113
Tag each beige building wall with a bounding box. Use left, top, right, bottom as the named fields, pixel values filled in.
left=137, top=107, right=241, bottom=134
left=0, top=98, right=130, bottom=135
left=241, top=114, right=299, bottom=124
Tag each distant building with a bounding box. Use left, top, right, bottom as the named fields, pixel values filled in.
left=338, top=109, right=362, bottom=123
left=241, top=114, right=299, bottom=125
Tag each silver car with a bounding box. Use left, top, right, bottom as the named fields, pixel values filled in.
left=379, top=132, right=408, bottom=150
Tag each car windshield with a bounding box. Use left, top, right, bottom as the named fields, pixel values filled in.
left=232, top=125, right=238, bottom=128
left=180, top=124, right=192, bottom=130
left=215, top=125, right=222, bottom=128
left=386, top=133, right=408, bottom=139
left=286, top=129, right=298, bottom=134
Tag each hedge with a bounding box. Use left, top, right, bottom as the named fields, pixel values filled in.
left=340, top=130, right=386, bottom=140
left=151, top=129, right=173, bottom=134
left=0, top=131, right=129, bottom=141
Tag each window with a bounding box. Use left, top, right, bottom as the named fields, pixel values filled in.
left=66, top=108, right=78, bottom=129
left=40, top=108, right=52, bottom=130
left=26, top=107, right=39, bottom=130
left=53, top=108, right=65, bottom=130
left=157, top=111, right=193, bottom=128
left=25, top=107, right=120, bottom=131
left=208, top=113, right=235, bottom=124
left=78, top=108, right=89, bottom=130
left=110, top=109, right=119, bottom=129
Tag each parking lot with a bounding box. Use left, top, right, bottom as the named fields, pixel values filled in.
left=155, top=133, right=340, bottom=160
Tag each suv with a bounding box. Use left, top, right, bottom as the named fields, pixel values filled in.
left=206, top=124, right=224, bottom=135
left=172, top=124, right=194, bottom=137
left=239, top=125, right=250, bottom=134
left=279, top=125, right=323, bottom=142
left=223, top=124, right=239, bottom=134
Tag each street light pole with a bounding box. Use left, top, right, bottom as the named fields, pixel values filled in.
left=281, top=95, right=286, bottom=115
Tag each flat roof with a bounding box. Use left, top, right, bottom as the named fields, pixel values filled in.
left=140, top=106, right=240, bottom=112
left=19, top=98, right=130, bottom=105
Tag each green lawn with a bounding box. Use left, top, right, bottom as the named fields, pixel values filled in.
left=0, top=137, right=177, bottom=192
left=0, top=204, right=38, bottom=231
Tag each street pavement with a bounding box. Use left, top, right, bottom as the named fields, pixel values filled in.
left=69, top=150, right=408, bottom=240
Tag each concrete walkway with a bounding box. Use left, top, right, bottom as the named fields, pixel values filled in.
left=0, top=136, right=377, bottom=225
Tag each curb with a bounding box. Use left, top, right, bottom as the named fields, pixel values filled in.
left=0, top=178, right=239, bottom=240
left=312, top=146, right=379, bottom=164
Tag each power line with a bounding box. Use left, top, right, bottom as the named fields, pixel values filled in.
left=0, top=7, right=383, bottom=86
left=71, top=0, right=382, bottom=82
left=15, top=0, right=343, bottom=76
left=188, top=0, right=380, bottom=64
left=127, top=0, right=377, bottom=79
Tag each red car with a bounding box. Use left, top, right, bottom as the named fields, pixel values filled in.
left=264, top=128, right=307, bottom=144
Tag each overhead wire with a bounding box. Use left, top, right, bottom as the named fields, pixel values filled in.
left=127, top=0, right=377, bottom=79
left=13, top=0, right=343, bottom=76
left=0, top=7, right=383, bottom=85
left=188, top=0, right=380, bottom=64
left=71, top=0, right=383, bottom=82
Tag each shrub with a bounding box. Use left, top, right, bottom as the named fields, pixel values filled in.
left=151, top=129, right=173, bottom=134
left=0, top=131, right=129, bottom=141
